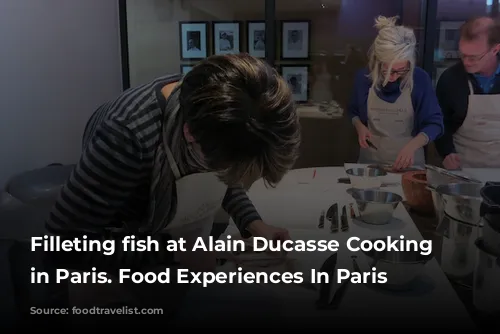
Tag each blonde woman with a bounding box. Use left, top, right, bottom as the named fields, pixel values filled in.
left=348, top=16, right=444, bottom=170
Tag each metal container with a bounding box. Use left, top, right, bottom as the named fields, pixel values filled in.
left=433, top=183, right=484, bottom=287
left=425, top=164, right=481, bottom=189
left=361, top=238, right=433, bottom=287
left=427, top=186, right=444, bottom=223
left=425, top=165, right=481, bottom=220
left=473, top=238, right=500, bottom=314
left=480, top=182, right=500, bottom=254
left=345, top=168, right=387, bottom=189
left=435, top=214, right=482, bottom=287
left=436, top=183, right=484, bottom=225
left=346, top=188, right=402, bottom=225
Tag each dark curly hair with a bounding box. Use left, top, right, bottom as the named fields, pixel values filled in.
left=179, top=53, right=301, bottom=188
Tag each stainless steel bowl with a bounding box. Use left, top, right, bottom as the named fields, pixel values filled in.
left=346, top=168, right=387, bottom=177
left=345, top=168, right=387, bottom=189
left=362, top=238, right=433, bottom=287
left=346, top=188, right=403, bottom=224
left=436, top=183, right=484, bottom=225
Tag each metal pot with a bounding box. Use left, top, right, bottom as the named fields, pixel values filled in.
left=435, top=215, right=482, bottom=287
left=427, top=185, right=444, bottom=223
left=480, top=182, right=500, bottom=254
left=436, top=183, right=484, bottom=225
left=360, top=237, right=433, bottom=288
left=473, top=238, right=500, bottom=315
left=424, top=165, right=481, bottom=220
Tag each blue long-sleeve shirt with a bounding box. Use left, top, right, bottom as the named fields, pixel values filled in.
left=348, top=67, right=444, bottom=142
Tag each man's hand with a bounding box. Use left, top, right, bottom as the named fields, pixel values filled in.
left=443, top=153, right=461, bottom=170
left=246, top=220, right=290, bottom=241
left=393, top=144, right=416, bottom=170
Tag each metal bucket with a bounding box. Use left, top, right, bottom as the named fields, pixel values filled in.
left=437, top=183, right=484, bottom=225
left=436, top=214, right=482, bottom=288
left=433, top=183, right=484, bottom=288
left=428, top=186, right=444, bottom=223
left=480, top=182, right=500, bottom=254
left=473, top=238, right=500, bottom=315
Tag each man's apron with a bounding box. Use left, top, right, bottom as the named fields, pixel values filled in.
left=358, top=87, right=425, bottom=166
left=453, top=80, right=500, bottom=168
left=68, top=143, right=228, bottom=319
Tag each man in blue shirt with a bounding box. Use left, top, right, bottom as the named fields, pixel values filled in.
left=435, top=16, right=500, bottom=169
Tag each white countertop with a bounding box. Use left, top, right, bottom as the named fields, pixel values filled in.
left=193, top=164, right=496, bottom=328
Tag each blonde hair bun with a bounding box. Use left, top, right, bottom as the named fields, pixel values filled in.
left=374, top=15, right=399, bottom=31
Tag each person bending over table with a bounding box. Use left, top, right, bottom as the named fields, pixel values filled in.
left=43, top=54, right=301, bottom=315
left=348, top=16, right=443, bottom=170
left=434, top=16, right=500, bottom=169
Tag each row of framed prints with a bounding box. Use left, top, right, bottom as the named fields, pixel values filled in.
left=180, top=20, right=310, bottom=60
left=181, top=64, right=310, bottom=103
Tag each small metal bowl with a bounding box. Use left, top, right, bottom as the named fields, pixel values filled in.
left=345, top=168, right=387, bottom=189
left=347, top=188, right=403, bottom=225
left=362, top=238, right=433, bottom=287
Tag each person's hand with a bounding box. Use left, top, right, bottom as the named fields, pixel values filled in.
left=356, top=124, right=372, bottom=149
left=393, top=144, right=416, bottom=170
left=443, top=153, right=461, bottom=170
left=247, top=220, right=290, bottom=242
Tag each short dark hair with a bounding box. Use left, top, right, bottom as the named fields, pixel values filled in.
left=460, top=16, right=500, bottom=47
left=179, top=54, right=301, bottom=188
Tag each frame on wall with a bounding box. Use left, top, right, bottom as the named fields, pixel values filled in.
left=438, top=21, right=464, bottom=60
left=281, top=65, right=310, bottom=103
left=212, top=21, right=242, bottom=55
left=119, top=1, right=443, bottom=91
left=247, top=21, right=266, bottom=58
left=179, top=21, right=209, bottom=61
left=180, top=65, right=194, bottom=74
left=280, top=20, right=311, bottom=60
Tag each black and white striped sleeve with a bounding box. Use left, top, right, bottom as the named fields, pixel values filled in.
left=46, top=119, right=145, bottom=233
left=222, top=186, right=262, bottom=238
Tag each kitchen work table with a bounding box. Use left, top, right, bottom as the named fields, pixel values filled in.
left=175, top=165, right=494, bottom=330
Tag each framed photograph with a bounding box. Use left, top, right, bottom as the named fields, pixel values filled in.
left=247, top=21, right=266, bottom=58
left=438, top=21, right=464, bottom=60
left=281, top=65, right=309, bottom=103
left=281, top=21, right=310, bottom=60
left=213, top=21, right=242, bottom=55
left=179, top=21, right=209, bottom=61
left=180, top=65, right=193, bottom=74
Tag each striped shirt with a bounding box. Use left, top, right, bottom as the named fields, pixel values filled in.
left=46, top=74, right=261, bottom=238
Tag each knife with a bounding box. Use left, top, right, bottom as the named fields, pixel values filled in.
left=318, top=210, right=325, bottom=229
left=366, top=139, right=377, bottom=150
left=315, top=252, right=338, bottom=309
left=340, top=205, right=349, bottom=232
left=329, top=203, right=339, bottom=233
left=328, top=256, right=360, bottom=309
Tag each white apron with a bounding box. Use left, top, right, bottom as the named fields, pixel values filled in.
left=68, top=144, right=228, bottom=318
left=358, top=87, right=425, bottom=165
left=453, top=80, right=500, bottom=168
